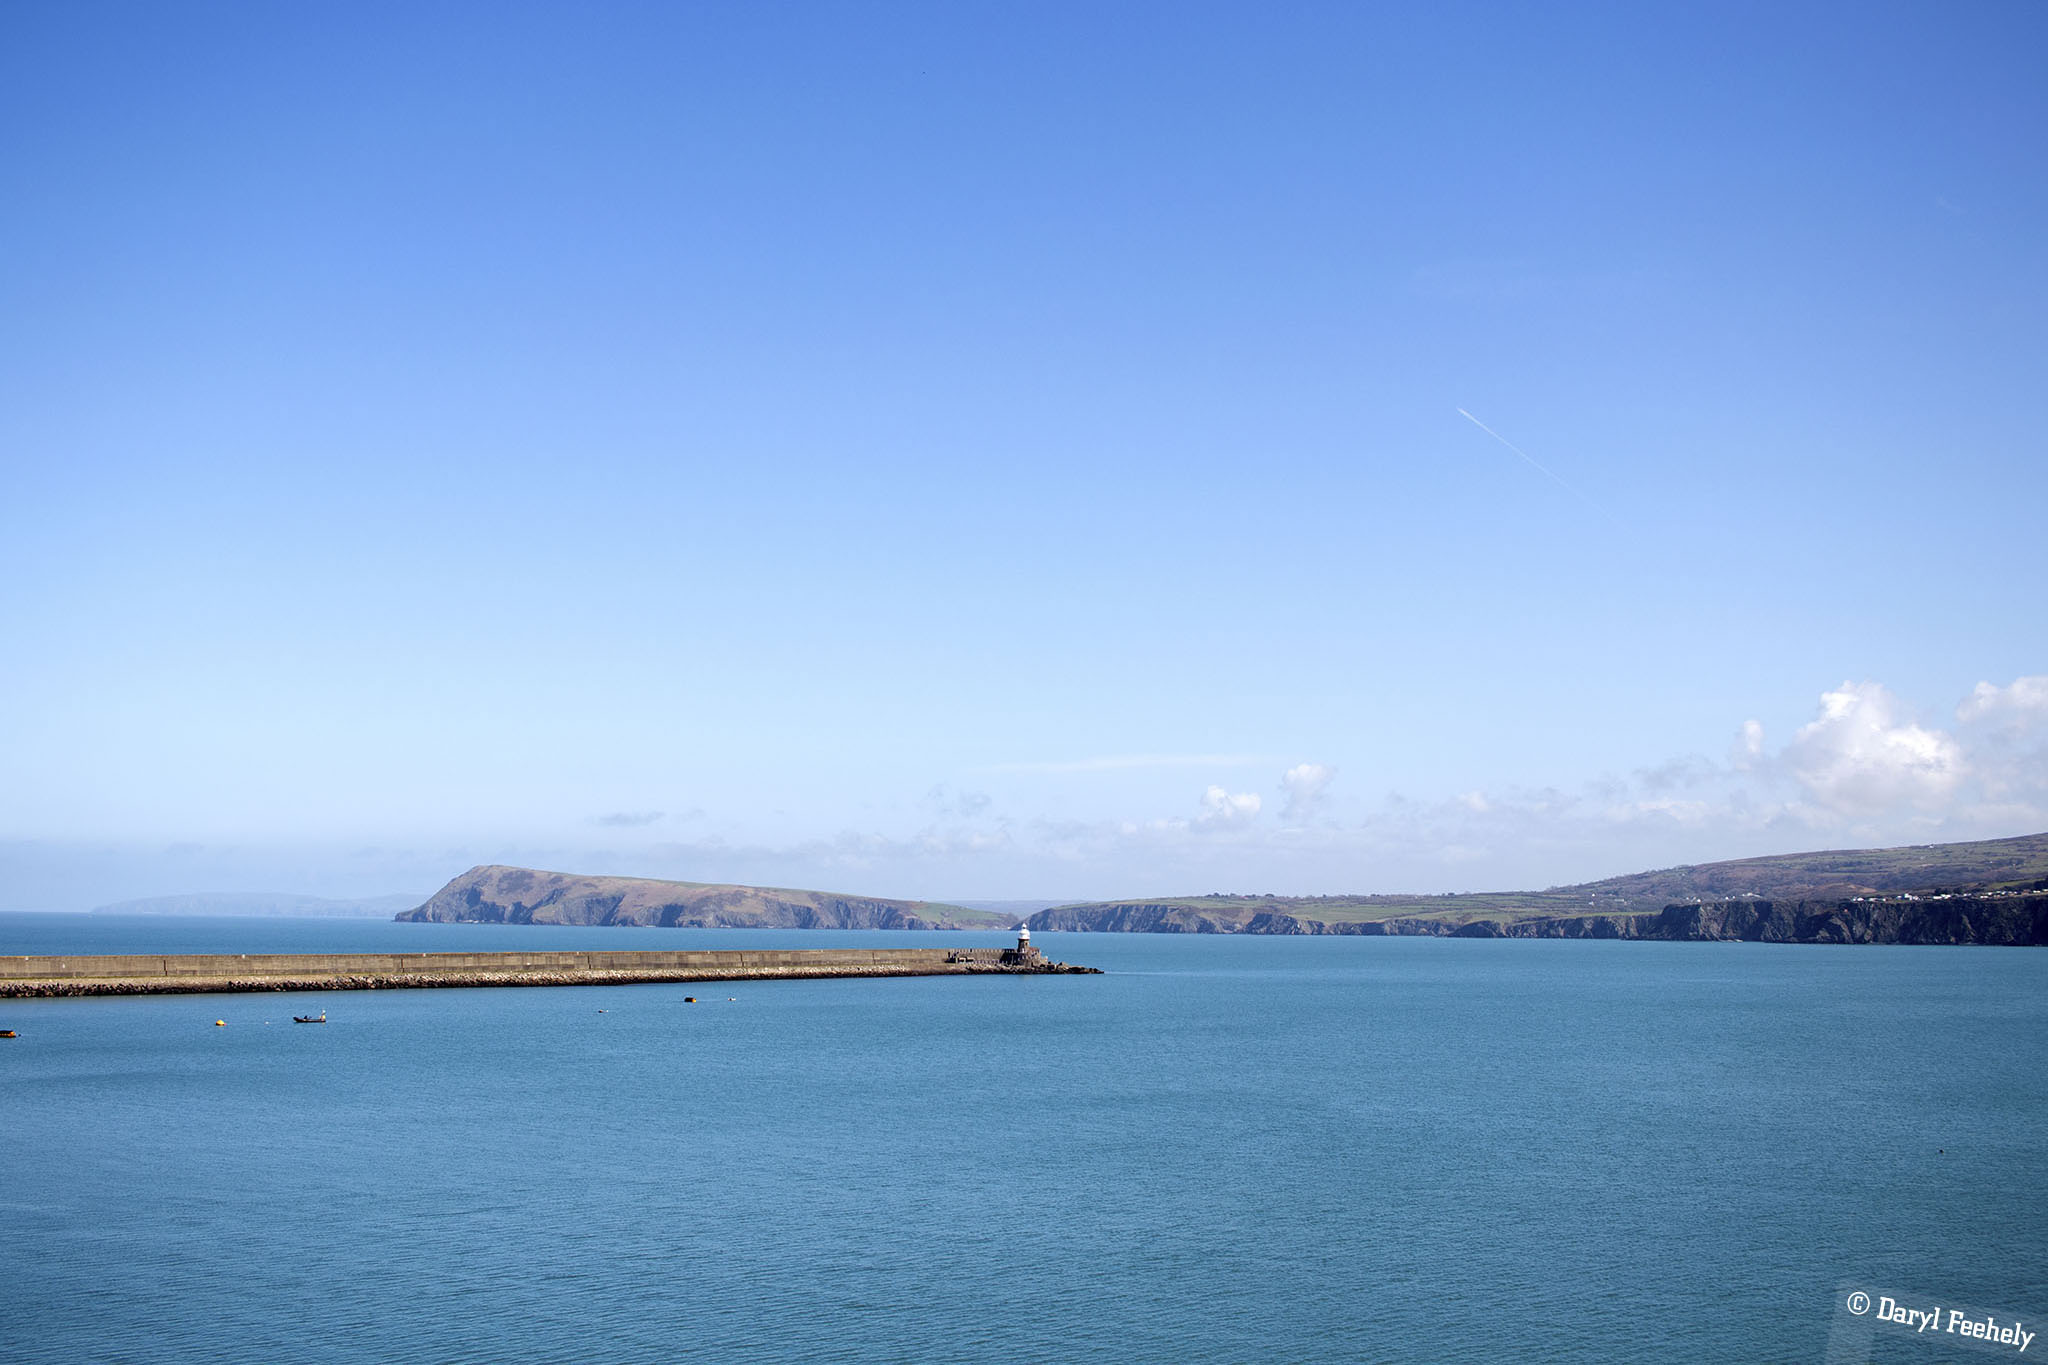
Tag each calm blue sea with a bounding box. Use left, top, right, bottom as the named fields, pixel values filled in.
left=2, top=914, right=2042, bottom=1363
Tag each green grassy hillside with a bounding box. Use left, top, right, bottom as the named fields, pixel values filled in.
left=1031, top=831, right=2048, bottom=932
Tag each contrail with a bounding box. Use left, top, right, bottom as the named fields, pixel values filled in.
left=1456, top=407, right=1582, bottom=498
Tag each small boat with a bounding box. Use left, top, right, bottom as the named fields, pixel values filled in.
left=293, top=1012, right=327, bottom=1024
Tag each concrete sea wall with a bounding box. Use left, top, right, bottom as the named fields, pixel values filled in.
left=0, top=947, right=1094, bottom=998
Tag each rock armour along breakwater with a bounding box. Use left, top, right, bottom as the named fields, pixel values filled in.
left=0, top=947, right=1100, bottom=998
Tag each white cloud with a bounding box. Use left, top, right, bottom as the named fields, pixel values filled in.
left=1955, top=675, right=2048, bottom=801
left=1279, top=763, right=1337, bottom=822
left=924, top=784, right=993, bottom=819
left=1635, top=756, right=1717, bottom=792
left=1196, top=785, right=1262, bottom=828
left=516, top=675, right=2048, bottom=899
left=1731, top=719, right=1765, bottom=770
left=980, top=754, right=1271, bottom=774
left=1610, top=797, right=1711, bottom=825
left=1781, top=680, right=1964, bottom=817
left=1957, top=675, right=2048, bottom=726
left=593, top=811, right=665, bottom=828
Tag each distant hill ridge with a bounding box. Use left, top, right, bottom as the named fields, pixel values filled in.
left=398, top=865, right=1014, bottom=931
left=396, top=834, right=2048, bottom=944
left=1026, top=831, right=2048, bottom=943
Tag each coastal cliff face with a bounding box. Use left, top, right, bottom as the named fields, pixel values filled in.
left=399, top=866, right=1009, bottom=931
left=1030, top=895, right=2047, bottom=945
left=1028, top=831, right=2048, bottom=945
left=1026, top=903, right=1244, bottom=934
left=1584, top=895, right=2048, bottom=946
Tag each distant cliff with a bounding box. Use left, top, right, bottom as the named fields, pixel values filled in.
left=1028, top=830, right=2048, bottom=944
left=1030, top=894, right=2048, bottom=945
left=398, top=866, right=1013, bottom=931
left=1508, top=894, right=2048, bottom=946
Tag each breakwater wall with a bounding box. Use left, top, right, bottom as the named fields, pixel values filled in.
left=0, top=947, right=1098, bottom=998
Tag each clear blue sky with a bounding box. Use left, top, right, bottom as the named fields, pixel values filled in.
left=4, top=1, right=2045, bottom=909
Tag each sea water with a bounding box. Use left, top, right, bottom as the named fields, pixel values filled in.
left=2, top=915, right=2042, bottom=1362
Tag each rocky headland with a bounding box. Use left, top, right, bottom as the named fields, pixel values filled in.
left=398, top=866, right=1013, bottom=931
